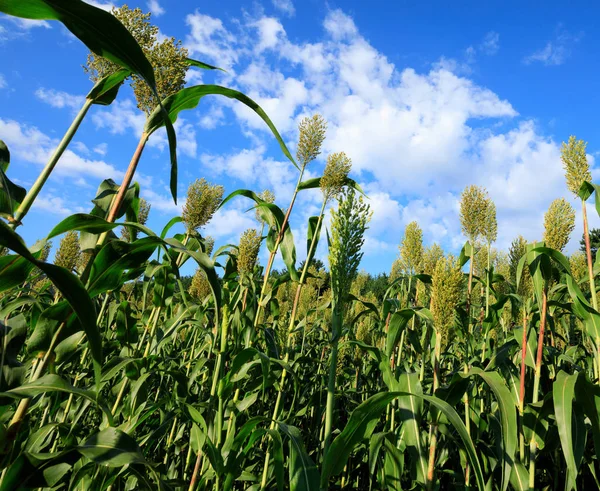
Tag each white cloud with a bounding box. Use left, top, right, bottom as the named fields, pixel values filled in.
left=185, top=12, right=238, bottom=70
left=0, top=118, right=124, bottom=182
left=271, top=0, right=295, bottom=17
left=198, top=105, right=225, bottom=130
left=35, top=88, right=85, bottom=110
left=92, top=99, right=145, bottom=136
left=93, top=143, right=108, bottom=156
left=0, top=74, right=6, bottom=89
left=72, top=141, right=90, bottom=155
left=9, top=18, right=51, bottom=30
left=147, top=0, right=165, bottom=17
left=524, top=27, right=582, bottom=66
left=142, top=187, right=180, bottom=214
left=31, top=195, right=74, bottom=216
left=253, top=17, right=285, bottom=53
left=480, top=31, right=500, bottom=55
left=185, top=8, right=592, bottom=258
left=323, top=9, right=358, bottom=41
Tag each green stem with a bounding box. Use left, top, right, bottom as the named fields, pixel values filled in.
left=518, top=310, right=528, bottom=463
left=253, top=164, right=306, bottom=331
left=426, top=332, right=441, bottom=490
left=529, top=285, right=548, bottom=488
left=11, top=99, right=93, bottom=228
left=324, top=337, right=339, bottom=458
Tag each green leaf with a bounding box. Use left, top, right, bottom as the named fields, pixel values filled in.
left=77, top=427, right=146, bottom=467
left=306, top=215, right=323, bottom=266
left=579, top=181, right=594, bottom=201
left=297, top=176, right=365, bottom=195
left=86, top=68, right=130, bottom=105
left=0, top=0, right=156, bottom=89
left=0, top=221, right=101, bottom=382
left=218, top=189, right=298, bottom=280
left=0, top=253, right=35, bottom=292
left=575, top=376, right=600, bottom=463
left=383, top=437, right=403, bottom=491
left=87, top=237, right=161, bottom=298
left=396, top=372, right=427, bottom=484
left=386, top=309, right=415, bottom=358
left=144, top=84, right=297, bottom=169
left=277, top=423, right=320, bottom=491
left=1, top=374, right=112, bottom=421
left=266, top=429, right=285, bottom=491
left=469, top=368, right=517, bottom=491
left=459, top=241, right=474, bottom=268
left=0, top=139, right=9, bottom=172
left=322, top=390, right=485, bottom=491
left=185, top=57, right=225, bottom=72
left=553, top=371, right=581, bottom=491
left=509, top=463, right=530, bottom=491
left=0, top=165, right=26, bottom=219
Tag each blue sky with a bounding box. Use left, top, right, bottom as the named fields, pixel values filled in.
left=1, top=0, right=599, bottom=274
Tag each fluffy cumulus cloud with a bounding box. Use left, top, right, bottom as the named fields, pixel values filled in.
left=180, top=7, right=591, bottom=262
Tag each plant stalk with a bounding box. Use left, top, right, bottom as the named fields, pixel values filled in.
left=11, top=99, right=93, bottom=228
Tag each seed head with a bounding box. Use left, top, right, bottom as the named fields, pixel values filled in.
left=296, top=114, right=327, bottom=167
left=561, top=136, right=591, bottom=196
left=321, top=152, right=352, bottom=201
left=237, top=228, right=261, bottom=275
left=38, top=240, right=52, bottom=262
left=570, top=251, right=588, bottom=285
left=459, top=185, right=490, bottom=243
left=508, top=235, right=532, bottom=302
left=203, top=236, right=215, bottom=256
left=328, top=189, right=372, bottom=305
left=399, top=221, right=423, bottom=275
left=389, top=259, right=402, bottom=283
left=182, top=178, right=224, bottom=232
left=421, top=243, right=444, bottom=275
left=482, top=198, right=497, bottom=244
left=84, top=5, right=188, bottom=114
left=431, top=254, right=463, bottom=349
left=189, top=268, right=212, bottom=301
left=54, top=231, right=81, bottom=273
left=256, top=189, right=275, bottom=224
left=543, top=198, right=575, bottom=252
left=121, top=197, right=151, bottom=242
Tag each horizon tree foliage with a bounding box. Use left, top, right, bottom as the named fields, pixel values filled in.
left=580, top=227, right=600, bottom=262
left=3, top=3, right=600, bottom=491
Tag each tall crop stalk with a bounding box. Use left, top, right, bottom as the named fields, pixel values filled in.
left=323, top=190, right=370, bottom=477
left=10, top=100, right=93, bottom=228
left=529, top=285, right=548, bottom=487
left=253, top=115, right=326, bottom=332
left=260, top=152, right=351, bottom=489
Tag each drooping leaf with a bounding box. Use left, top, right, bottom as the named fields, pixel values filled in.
left=0, top=0, right=156, bottom=89
left=0, top=221, right=101, bottom=382
left=144, top=84, right=297, bottom=169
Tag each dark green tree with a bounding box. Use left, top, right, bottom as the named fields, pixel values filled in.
left=580, top=228, right=600, bottom=262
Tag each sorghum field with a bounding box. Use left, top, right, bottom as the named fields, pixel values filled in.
left=1, top=2, right=600, bottom=491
